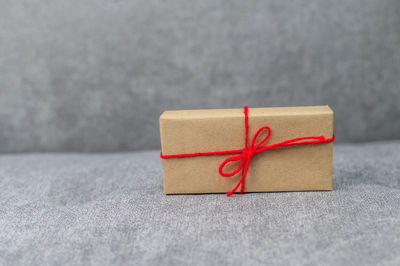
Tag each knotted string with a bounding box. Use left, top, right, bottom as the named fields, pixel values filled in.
left=161, top=106, right=335, bottom=196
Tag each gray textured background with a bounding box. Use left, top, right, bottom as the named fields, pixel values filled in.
left=1, top=0, right=400, bottom=153
left=1, top=2, right=400, bottom=265
left=1, top=141, right=400, bottom=265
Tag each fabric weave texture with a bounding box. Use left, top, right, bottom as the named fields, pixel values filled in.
left=1, top=141, right=399, bottom=265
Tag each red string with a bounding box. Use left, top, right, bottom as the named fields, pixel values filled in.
left=161, top=106, right=335, bottom=196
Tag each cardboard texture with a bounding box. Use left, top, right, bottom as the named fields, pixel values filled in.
left=160, top=106, right=334, bottom=194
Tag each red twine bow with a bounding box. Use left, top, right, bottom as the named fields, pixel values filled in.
left=161, top=106, right=335, bottom=196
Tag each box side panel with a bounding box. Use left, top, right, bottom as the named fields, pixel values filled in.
left=160, top=108, right=334, bottom=194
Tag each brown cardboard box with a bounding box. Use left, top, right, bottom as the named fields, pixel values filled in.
left=160, top=106, right=334, bottom=194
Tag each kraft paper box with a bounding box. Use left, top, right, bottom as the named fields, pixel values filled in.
left=159, top=106, right=334, bottom=194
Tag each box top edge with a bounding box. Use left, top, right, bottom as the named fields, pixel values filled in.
left=160, top=105, right=333, bottom=119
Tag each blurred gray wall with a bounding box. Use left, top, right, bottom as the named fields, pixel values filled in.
left=0, top=0, right=399, bottom=153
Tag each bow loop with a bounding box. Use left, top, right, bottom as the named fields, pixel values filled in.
left=219, top=154, right=246, bottom=177
left=250, top=126, right=271, bottom=152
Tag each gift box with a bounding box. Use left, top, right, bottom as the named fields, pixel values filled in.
left=159, top=106, right=334, bottom=195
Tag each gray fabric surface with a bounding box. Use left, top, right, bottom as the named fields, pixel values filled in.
left=0, top=141, right=399, bottom=265
left=1, top=0, right=400, bottom=153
